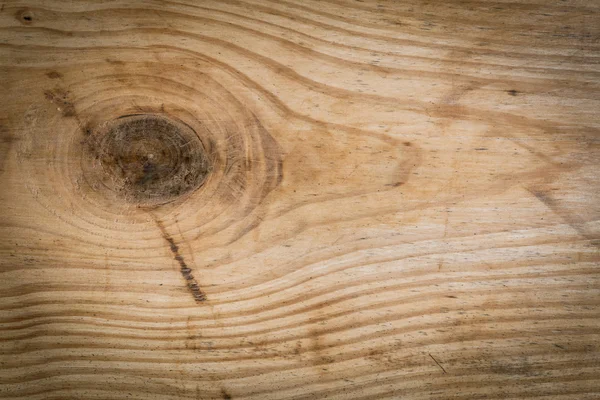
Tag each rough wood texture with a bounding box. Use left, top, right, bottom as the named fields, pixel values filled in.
left=1, top=1, right=599, bottom=399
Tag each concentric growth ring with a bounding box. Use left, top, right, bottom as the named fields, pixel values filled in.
left=22, top=68, right=283, bottom=244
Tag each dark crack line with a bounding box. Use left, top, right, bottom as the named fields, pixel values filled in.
left=429, top=353, right=447, bottom=374
left=155, top=219, right=206, bottom=303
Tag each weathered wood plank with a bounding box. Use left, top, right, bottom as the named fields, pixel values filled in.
left=1, top=0, right=599, bottom=399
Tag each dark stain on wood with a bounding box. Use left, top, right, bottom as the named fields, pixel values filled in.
left=43, top=89, right=76, bottom=117
left=46, top=71, right=63, bottom=79
left=105, top=58, right=125, bottom=65
left=386, top=181, right=404, bottom=187
left=0, top=124, right=16, bottom=174
left=220, top=388, right=232, bottom=399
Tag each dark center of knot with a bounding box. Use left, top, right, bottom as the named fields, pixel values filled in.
left=85, top=114, right=211, bottom=205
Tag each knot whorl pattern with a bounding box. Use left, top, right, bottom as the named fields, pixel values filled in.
left=84, top=114, right=211, bottom=206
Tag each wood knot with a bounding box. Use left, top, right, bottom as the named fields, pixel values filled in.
left=83, top=114, right=212, bottom=206
left=16, top=9, right=34, bottom=24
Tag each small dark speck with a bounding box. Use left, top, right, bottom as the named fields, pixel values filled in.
left=16, top=9, right=34, bottom=24
left=386, top=181, right=404, bottom=187
left=221, top=389, right=232, bottom=399
left=445, top=295, right=458, bottom=298
left=507, top=89, right=519, bottom=96
left=554, top=344, right=566, bottom=350
left=105, top=58, right=125, bottom=65
left=46, top=71, right=62, bottom=79
left=475, top=148, right=488, bottom=151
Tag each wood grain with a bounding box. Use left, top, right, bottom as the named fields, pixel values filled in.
left=1, top=0, right=599, bottom=399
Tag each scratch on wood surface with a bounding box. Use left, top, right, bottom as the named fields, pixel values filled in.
left=429, top=353, right=447, bottom=374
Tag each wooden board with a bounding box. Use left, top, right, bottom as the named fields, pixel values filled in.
left=1, top=1, right=600, bottom=399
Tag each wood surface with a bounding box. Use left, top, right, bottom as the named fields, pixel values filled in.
left=1, top=0, right=600, bottom=399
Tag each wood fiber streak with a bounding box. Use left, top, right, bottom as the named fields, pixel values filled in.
left=0, top=0, right=599, bottom=399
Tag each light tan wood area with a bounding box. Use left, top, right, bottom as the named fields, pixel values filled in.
left=1, top=0, right=600, bottom=399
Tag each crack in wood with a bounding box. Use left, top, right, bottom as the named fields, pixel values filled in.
left=429, top=353, right=447, bottom=374
left=155, top=219, right=206, bottom=303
